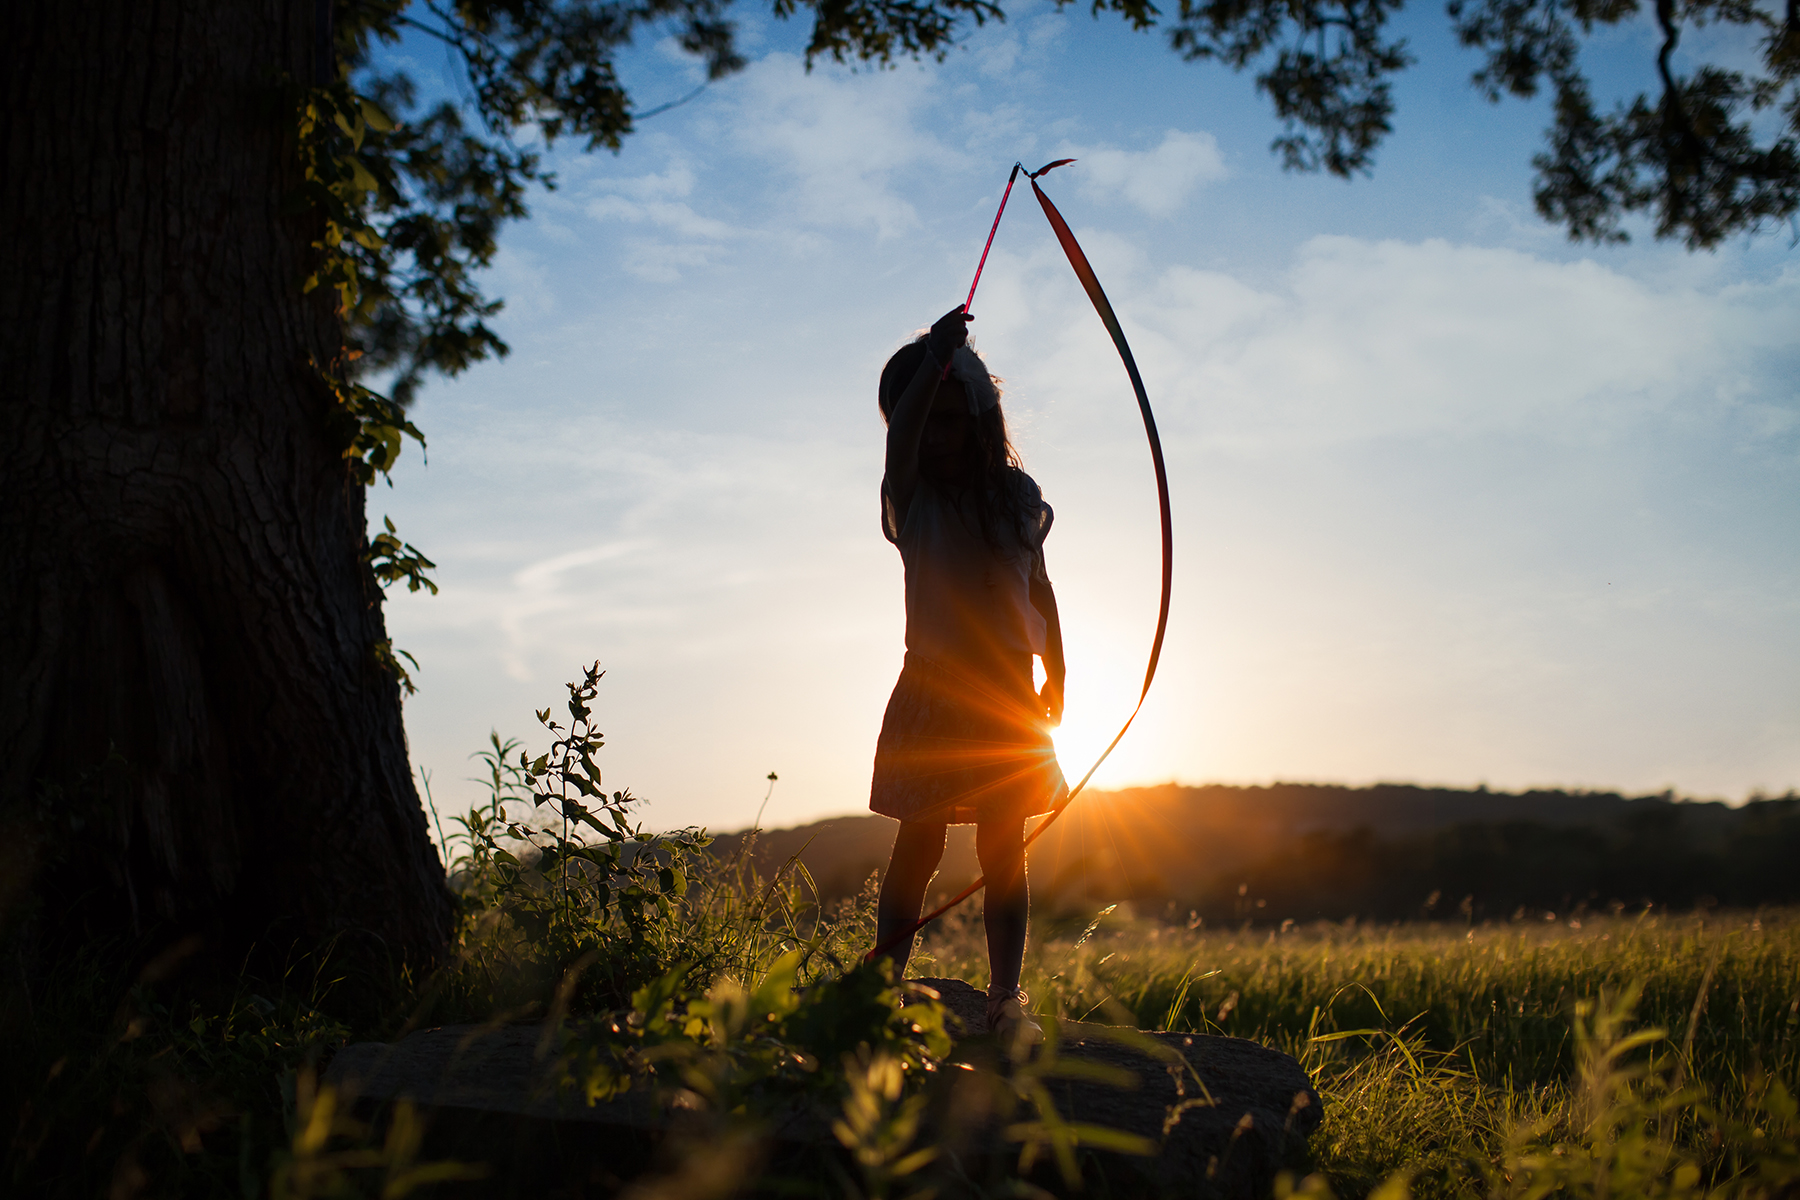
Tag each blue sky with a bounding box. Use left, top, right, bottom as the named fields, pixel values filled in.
left=370, top=1, right=1800, bottom=836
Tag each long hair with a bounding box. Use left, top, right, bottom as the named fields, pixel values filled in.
left=878, top=336, right=1034, bottom=557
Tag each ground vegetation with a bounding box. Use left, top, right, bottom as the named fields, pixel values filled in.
left=4, top=676, right=1797, bottom=1197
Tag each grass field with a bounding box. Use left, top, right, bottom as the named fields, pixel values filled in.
left=912, top=900, right=1800, bottom=1195
left=6, top=712, right=1797, bottom=1199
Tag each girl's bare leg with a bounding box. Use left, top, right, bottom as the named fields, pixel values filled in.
left=874, top=820, right=948, bottom=975
left=975, top=817, right=1028, bottom=998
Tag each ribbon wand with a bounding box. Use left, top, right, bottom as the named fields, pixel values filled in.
left=965, top=159, right=1074, bottom=312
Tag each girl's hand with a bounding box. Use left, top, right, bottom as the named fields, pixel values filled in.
left=885, top=305, right=973, bottom=522
left=927, top=307, right=972, bottom=360
left=1039, top=677, right=1064, bottom=728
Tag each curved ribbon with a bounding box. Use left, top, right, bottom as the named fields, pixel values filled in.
left=866, top=161, right=1174, bottom=964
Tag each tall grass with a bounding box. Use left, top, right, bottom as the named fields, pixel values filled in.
left=915, top=903, right=1800, bottom=1196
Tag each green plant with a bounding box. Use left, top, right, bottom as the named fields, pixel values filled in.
left=365, top=517, right=437, bottom=596
left=446, top=664, right=715, bottom=1007
left=269, top=1068, right=486, bottom=1199
left=832, top=1046, right=942, bottom=1200
left=559, top=952, right=950, bottom=1107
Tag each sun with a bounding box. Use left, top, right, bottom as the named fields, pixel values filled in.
left=1046, top=649, right=1148, bottom=794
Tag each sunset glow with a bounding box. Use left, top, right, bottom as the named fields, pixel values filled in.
left=373, top=2, right=1799, bottom=836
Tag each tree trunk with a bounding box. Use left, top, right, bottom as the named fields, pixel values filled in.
left=0, top=0, right=451, bottom=981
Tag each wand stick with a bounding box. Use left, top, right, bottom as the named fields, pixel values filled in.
left=941, top=160, right=1074, bottom=379
left=965, top=161, right=1023, bottom=314
left=940, top=162, right=1024, bottom=379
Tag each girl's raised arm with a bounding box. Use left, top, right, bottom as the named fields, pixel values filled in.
left=884, top=307, right=971, bottom=518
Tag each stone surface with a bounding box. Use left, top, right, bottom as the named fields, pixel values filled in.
left=325, top=979, right=1321, bottom=1197
left=910, top=978, right=1320, bottom=1197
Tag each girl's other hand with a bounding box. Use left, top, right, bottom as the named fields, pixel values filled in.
left=1039, top=678, right=1064, bottom=727
left=928, top=307, right=972, bottom=358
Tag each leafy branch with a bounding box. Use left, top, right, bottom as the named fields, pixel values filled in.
left=1448, top=0, right=1800, bottom=246
left=366, top=516, right=439, bottom=595
left=1168, top=0, right=1415, bottom=176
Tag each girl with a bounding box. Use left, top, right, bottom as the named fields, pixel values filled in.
left=869, top=306, right=1067, bottom=1046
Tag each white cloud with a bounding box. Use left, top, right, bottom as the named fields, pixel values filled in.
left=582, top=161, right=737, bottom=240
left=1217, top=237, right=1798, bottom=444
left=1059, top=130, right=1228, bottom=217
left=483, top=245, right=557, bottom=318
left=620, top=238, right=722, bottom=283
left=608, top=160, right=700, bottom=202
left=728, top=54, right=954, bottom=237
left=985, top=235, right=1799, bottom=452
left=564, top=156, right=742, bottom=280
left=975, top=33, right=1022, bottom=78
left=513, top=540, right=653, bottom=591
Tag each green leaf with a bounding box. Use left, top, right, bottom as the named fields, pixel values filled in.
left=358, top=95, right=396, bottom=132
left=344, top=155, right=378, bottom=193
left=1057, top=1122, right=1157, bottom=1156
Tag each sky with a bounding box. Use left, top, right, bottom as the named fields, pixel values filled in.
left=368, top=1, right=1800, bottom=838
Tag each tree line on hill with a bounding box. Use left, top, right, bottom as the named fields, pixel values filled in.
left=708, top=783, right=1800, bottom=926
left=1189, top=798, right=1800, bottom=925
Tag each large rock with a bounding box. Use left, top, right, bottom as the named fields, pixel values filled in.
left=325, top=979, right=1321, bottom=1197
left=909, top=978, right=1320, bottom=1196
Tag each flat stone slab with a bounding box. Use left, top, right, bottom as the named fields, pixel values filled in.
left=326, top=979, right=1320, bottom=1197
left=910, top=978, right=1320, bottom=1196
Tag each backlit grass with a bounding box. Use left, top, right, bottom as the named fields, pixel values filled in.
left=913, top=903, right=1800, bottom=1195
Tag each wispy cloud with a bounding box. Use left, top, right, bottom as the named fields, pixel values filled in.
left=583, top=192, right=734, bottom=240
left=1058, top=130, right=1229, bottom=217
left=727, top=53, right=954, bottom=237
left=986, top=233, right=1800, bottom=451
left=572, top=157, right=741, bottom=279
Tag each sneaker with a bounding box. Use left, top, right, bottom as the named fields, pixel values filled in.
left=985, top=987, right=1042, bottom=1055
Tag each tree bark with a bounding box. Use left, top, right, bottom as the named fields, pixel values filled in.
left=0, top=0, right=451, bottom=979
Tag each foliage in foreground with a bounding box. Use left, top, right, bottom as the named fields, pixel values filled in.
left=6, top=666, right=1800, bottom=1197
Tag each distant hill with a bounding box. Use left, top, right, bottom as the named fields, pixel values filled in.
left=705, top=783, right=1799, bottom=924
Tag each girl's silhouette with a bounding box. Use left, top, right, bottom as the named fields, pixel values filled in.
left=869, top=306, right=1067, bottom=1047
